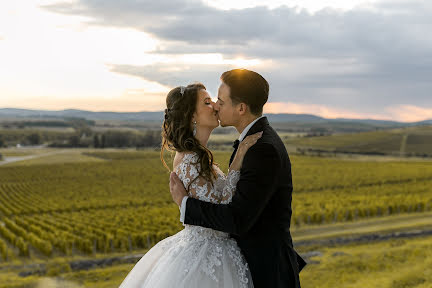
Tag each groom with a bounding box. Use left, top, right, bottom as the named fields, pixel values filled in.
left=169, top=68, right=307, bottom=287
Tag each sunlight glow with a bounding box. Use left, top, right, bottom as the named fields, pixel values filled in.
left=263, top=102, right=432, bottom=123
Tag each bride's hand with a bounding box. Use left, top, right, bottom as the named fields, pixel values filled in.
left=230, top=131, right=263, bottom=171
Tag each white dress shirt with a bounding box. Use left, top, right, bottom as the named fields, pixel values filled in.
left=238, top=115, right=265, bottom=142
left=179, top=115, right=265, bottom=223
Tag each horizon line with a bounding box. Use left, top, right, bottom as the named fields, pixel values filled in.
left=1, top=107, right=431, bottom=124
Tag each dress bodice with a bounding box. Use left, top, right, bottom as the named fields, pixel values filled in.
left=174, top=152, right=240, bottom=205
left=174, top=152, right=241, bottom=238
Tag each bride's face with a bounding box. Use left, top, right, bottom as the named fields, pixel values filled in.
left=192, top=89, right=219, bottom=130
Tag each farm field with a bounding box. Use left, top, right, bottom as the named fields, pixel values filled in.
left=0, top=148, right=431, bottom=287
left=2, top=233, right=431, bottom=288
left=285, top=125, right=432, bottom=157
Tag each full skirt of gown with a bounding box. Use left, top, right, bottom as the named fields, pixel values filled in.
left=119, top=225, right=253, bottom=288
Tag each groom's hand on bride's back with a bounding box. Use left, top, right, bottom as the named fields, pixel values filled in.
left=170, top=172, right=187, bottom=206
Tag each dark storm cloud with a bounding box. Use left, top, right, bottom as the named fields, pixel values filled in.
left=42, top=0, right=432, bottom=114
left=42, top=1, right=432, bottom=55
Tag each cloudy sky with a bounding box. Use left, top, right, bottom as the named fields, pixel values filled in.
left=1, top=0, right=431, bottom=122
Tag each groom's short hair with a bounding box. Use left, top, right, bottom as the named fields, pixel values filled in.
left=221, top=69, right=269, bottom=116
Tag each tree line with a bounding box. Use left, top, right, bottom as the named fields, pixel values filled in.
left=47, top=130, right=161, bottom=148
left=0, top=117, right=163, bottom=148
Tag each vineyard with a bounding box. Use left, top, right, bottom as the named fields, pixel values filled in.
left=0, top=150, right=183, bottom=262
left=0, top=149, right=431, bottom=264
left=285, top=125, right=432, bottom=156
left=290, top=156, right=432, bottom=225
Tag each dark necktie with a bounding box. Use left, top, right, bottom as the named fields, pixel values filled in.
left=233, top=139, right=240, bottom=149
left=230, top=139, right=240, bottom=166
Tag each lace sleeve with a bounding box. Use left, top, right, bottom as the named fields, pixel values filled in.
left=219, top=169, right=241, bottom=204
left=174, top=153, right=219, bottom=203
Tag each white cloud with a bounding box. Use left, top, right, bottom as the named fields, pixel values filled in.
left=40, top=0, right=432, bottom=109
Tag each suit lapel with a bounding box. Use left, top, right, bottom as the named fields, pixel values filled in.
left=228, top=116, right=269, bottom=166
left=243, top=116, right=269, bottom=139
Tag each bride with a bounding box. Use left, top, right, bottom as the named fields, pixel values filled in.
left=119, top=83, right=262, bottom=288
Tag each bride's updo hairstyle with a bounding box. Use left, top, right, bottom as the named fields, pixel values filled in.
left=160, top=83, right=217, bottom=191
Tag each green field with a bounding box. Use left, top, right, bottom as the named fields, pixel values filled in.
left=285, top=125, right=432, bottom=157
left=0, top=148, right=431, bottom=287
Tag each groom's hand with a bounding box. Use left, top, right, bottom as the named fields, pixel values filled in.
left=170, top=172, right=187, bottom=206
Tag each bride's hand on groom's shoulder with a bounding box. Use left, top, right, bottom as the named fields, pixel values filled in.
left=230, top=131, right=263, bottom=171
left=237, top=131, right=263, bottom=156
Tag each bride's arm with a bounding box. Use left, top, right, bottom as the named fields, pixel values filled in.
left=219, top=169, right=241, bottom=204
left=170, top=132, right=263, bottom=220
left=174, top=153, right=217, bottom=203
left=228, top=132, right=263, bottom=172
left=219, top=132, right=263, bottom=203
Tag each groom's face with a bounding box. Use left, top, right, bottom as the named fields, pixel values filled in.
left=214, top=82, right=240, bottom=127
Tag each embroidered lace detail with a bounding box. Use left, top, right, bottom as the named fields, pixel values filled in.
left=228, top=243, right=250, bottom=287
left=171, top=152, right=249, bottom=287
left=220, top=169, right=241, bottom=204
left=174, top=152, right=239, bottom=204
left=158, top=226, right=249, bottom=288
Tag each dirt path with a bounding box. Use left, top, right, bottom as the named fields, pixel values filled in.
left=0, top=150, right=66, bottom=166
left=292, top=211, right=432, bottom=241
left=291, top=212, right=432, bottom=249
left=294, top=227, right=432, bottom=247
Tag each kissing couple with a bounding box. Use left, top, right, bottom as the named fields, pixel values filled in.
left=119, top=69, right=307, bottom=288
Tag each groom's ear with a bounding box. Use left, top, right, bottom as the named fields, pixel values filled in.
left=238, top=103, right=248, bottom=116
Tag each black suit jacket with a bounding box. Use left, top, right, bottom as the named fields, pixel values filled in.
left=184, top=116, right=307, bottom=287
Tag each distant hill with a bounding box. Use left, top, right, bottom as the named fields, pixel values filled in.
left=1, top=108, right=430, bottom=124
left=0, top=108, right=164, bottom=121
left=415, top=119, right=432, bottom=125
left=0, top=108, right=431, bottom=133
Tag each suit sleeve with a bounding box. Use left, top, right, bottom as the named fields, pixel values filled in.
left=184, top=142, right=280, bottom=236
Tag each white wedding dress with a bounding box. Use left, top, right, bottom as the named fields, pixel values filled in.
left=119, top=152, right=253, bottom=288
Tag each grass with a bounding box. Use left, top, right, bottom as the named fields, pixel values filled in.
left=292, top=211, right=432, bottom=242
left=0, top=263, right=134, bottom=288
left=299, top=235, right=432, bottom=288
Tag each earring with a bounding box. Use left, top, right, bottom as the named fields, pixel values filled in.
left=193, top=121, right=197, bottom=136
